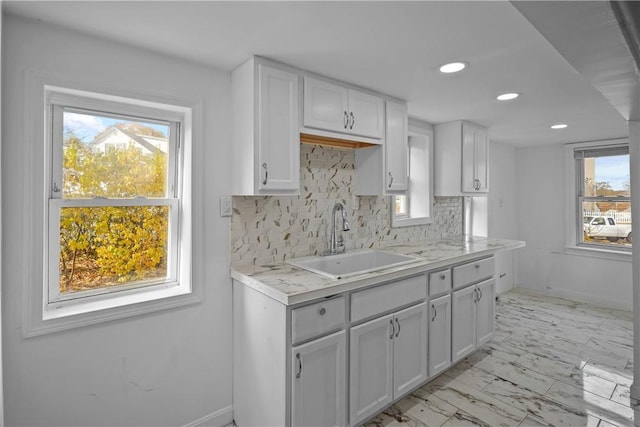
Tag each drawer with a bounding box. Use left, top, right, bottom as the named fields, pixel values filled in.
left=429, top=269, right=452, bottom=296
left=452, top=257, right=495, bottom=289
left=291, top=296, right=345, bottom=344
left=351, top=274, right=427, bottom=323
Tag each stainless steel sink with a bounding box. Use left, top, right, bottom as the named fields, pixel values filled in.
left=287, top=249, right=422, bottom=279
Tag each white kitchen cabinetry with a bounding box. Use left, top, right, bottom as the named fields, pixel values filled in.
left=303, top=76, right=384, bottom=141
left=434, top=120, right=489, bottom=196
left=232, top=251, right=504, bottom=426
left=292, top=331, right=347, bottom=427
left=428, top=294, right=452, bottom=377
left=384, top=100, right=409, bottom=192
left=451, top=278, right=495, bottom=363
left=350, top=303, right=427, bottom=426
left=354, top=99, right=409, bottom=196
left=231, top=57, right=300, bottom=195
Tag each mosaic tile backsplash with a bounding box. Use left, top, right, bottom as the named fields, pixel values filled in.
left=231, top=144, right=462, bottom=267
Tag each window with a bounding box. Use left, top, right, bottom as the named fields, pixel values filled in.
left=574, top=142, right=631, bottom=251
left=44, top=86, right=193, bottom=321
left=391, top=124, right=434, bottom=227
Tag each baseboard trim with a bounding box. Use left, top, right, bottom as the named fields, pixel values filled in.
left=530, top=286, right=632, bottom=311
left=182, top=406, right=233, bottom=427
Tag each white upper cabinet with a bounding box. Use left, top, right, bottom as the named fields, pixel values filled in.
left=231, top=57, right=300, bottom=195
left=434, top=120, right=489, bottom=196
left=461, top=123, right=489, bottom=193
left=303, top=76, right=384, bottom=141
left=385, top=100, right=409, bottom=193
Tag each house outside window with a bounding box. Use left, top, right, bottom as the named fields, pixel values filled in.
left=574, top=143, right=631, bottom=251
left=43, top=86, right=194, bottom=324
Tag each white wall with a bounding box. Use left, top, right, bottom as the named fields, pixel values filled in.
left=488, top=142, right=518, bottom=295
left=2, top=15, right=233, bottom=426
left=514, top=144, right=632, bottom=310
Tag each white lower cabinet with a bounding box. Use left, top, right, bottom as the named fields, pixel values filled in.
left=428, top=294, right=451, bottom=377
left=451, top=279, right=495, bottom=363
left=350, top=303, right=427, bottom=426
left=233, top=256, right=497, bottom=427
left=292, top=330, right=347, bottom=427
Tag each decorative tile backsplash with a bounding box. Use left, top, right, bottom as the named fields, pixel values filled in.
left=231, top=144, right=462, bottom=267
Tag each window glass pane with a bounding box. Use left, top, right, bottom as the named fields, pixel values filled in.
left=395, top=195, right=407, bottom=216
left=59, top=205, right=169, bottom=295
left=63, top=110, right=170, bottom=199
left=581, top=201, right=631, bottom=248
left=583, top=154, right=630, bottom=197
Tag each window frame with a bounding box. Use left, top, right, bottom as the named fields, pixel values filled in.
left=29, top=82, right=198, bottom=334
left=565, top=138, right=632, bottom=259
left=391, top=123, right=434, bottom=227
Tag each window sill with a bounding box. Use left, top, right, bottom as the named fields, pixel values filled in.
left=26, top=284, right=201, bottom=338
left=562, top=245, right=632, bottom=262
left=391, top=216, right=434, bottom=228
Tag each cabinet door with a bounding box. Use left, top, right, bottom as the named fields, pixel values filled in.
left=461, top=123, right=477, bottom=193
left=384, top=100, right=408, bottom=193
left=393, top=303, right=428, bottom=398
left=350, top=315, right=394, bottom=426
left=303, top=77, right=349, bottom=134
left=258, top=64, right=300, bottom=192
left=429, top=294, right=452, bottom=377
left=291, top=331, right=347, bottom=427
left=451, top=285, right=477, bottom=363
left=474, top=127, right=489, bottom=193
left=348, top=89, right=384, bottom=138
left=476, top=279, right=495, bottom=347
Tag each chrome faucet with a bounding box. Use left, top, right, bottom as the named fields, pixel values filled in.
left=329, top=202, right=351, bottom=254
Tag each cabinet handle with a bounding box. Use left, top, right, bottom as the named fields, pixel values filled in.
left=475, top=264, right=480, bottom=269
left=473, top=288, right=480, bottom=303
left=388, top=172, right=394, bottom=188
left=439, top=274, right=446, bottom=280
left=344, top=111, right=349, bottom=129
left=431, top=304, right=437, bottom=321
left=318, top=307, right=326, bottom=316
left=295, top=353, right=302, bottom=379
left=395, top=318, right=401, bottom=338
left=262, top=162, right=268, bottom=185
left=349, top=112, right=355, bottom=129
left=389, top=318, right=395, bottom=340
left=478, top=288, right=483, bottom=301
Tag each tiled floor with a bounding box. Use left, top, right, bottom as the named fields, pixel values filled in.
left=363, top=288, right=638, bottom=427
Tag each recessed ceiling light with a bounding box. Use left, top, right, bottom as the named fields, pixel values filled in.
left=550, top=124, right=568, bottom=129
left=497, top=92, right=519, bottom=101
left=439, top=62, right=467, bottom=73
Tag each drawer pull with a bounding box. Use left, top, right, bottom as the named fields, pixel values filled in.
left=295, top=353, right=302, bottom=379
left=475, top=264, right=480, bottom=269
left=318, top=307, right=326, bottom=316
left=439, top=274, right=446, bottom=280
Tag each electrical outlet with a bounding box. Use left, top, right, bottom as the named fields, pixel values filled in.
left=220, top=196, right=232, bottom=217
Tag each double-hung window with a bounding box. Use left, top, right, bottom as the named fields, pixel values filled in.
left=44, top=87, right=192, bottom=321
left=574, top=142, right=631, bottom=251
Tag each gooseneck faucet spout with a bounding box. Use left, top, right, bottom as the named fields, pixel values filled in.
left=330, top=202, right=350, bottom=254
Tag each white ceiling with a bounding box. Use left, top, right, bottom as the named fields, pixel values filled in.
left=3, top=1, right=634, bottom=147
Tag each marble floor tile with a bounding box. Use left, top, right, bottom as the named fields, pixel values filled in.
left=361, top=289, right=636, bottom=427
left=419, top=375, right=526, bottom=426
left=470, top=353, right=555, bottom=395
left=483, top=375, right=600, bottom=427
left=545, top=380, right=634, bottom=426
left=514, top=353, right=617, bottom=399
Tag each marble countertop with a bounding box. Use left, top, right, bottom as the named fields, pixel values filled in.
left=231, top=235, right=526, bottom=306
